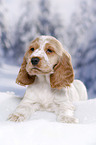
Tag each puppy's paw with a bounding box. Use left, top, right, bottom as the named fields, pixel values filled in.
left=57, top=116, right=79, bottom=124
left=8, top=113, right=26, bottom=122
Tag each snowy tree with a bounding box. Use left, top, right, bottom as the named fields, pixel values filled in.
left=66, top=0, right=96, bottom=56
left=36, top=0, right=64, bottom=43
left=0, top=0, right=10, bottom=60
left=68, top=0, right=96, bottom=98
left=74, top=26, right=96, bottom=99
left=12, top=0, right=38, bottom=65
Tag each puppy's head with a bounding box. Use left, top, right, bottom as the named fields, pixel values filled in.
left=16, top=36, right=74, bottom=88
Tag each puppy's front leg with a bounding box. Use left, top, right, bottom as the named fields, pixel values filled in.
left=56, top=102, right=78, bottom=123
left=8, top=87, right=40, bottom=122
left=8, top=97, right=40, bottom=122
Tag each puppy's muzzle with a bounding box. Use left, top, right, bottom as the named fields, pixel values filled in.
left=31, top=57, right=40, bottom=65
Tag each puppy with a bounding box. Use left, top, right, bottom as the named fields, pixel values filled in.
left=8, top=36, right=88, bottom=123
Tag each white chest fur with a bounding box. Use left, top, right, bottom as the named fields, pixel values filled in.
left=24, top=75, right=67, bottom=109
left=23, top=75, right=87, bottom=112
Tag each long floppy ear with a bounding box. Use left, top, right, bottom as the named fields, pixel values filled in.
left=50, top=52, right=74, bottom=89
left=16, top=56, right=36, bottom=86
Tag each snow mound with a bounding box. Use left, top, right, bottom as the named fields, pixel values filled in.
left=0, top=91, right=96, bottom=145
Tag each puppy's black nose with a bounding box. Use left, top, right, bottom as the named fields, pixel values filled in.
left=31, top=57, right=40, bottom=65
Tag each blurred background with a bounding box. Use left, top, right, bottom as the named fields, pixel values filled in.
left=0, top=0, right=96, bottom=99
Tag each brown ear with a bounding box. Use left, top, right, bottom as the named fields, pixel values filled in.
left=50, top=52, right=74, bottom=89
left=16, top=56, right=36, bottom=86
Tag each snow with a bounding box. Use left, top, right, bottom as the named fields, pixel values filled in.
left=0, top=63, right=96, bottom=145
left=3, top=0, right=81, bottom=27
left=51, top=0, right=80, bottom=24
left=0, top=63, right=25, bottom=96
left=0, top=92, right=96, bottom=145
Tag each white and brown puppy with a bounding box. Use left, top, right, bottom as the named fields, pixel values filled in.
left=8, top=36, right=88, bottom=123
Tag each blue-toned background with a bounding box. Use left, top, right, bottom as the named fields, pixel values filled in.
left=0, top=0, right=96, bottom=99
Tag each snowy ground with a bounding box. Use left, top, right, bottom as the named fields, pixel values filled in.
left=0, top=63, right=96, bottom=145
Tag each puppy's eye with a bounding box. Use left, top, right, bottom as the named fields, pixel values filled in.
left=31, top=48, right=34, bottom=51
left=47, top=49, right=53, bottom=53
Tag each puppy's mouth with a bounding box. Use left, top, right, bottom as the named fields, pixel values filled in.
left=30, top=67, right=53, bottom=74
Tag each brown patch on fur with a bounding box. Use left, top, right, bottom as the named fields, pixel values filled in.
left=31, top=38, right=39, bottom=43
left=50, top=53, right=74, bottom=89
left=16, top=56, right=36, bottom=86
left=29, top=42, right=39, bottom=50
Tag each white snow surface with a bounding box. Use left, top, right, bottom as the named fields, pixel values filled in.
left=0, top=63, right=96, bottom=145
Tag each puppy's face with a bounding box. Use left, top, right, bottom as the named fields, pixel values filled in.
left=16, top=36, right=74, bottom=88
left=25, top=36, right=63, bottom=75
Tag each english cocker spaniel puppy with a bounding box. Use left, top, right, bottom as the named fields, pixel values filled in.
left=8, top=36, right=88, bottom=123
